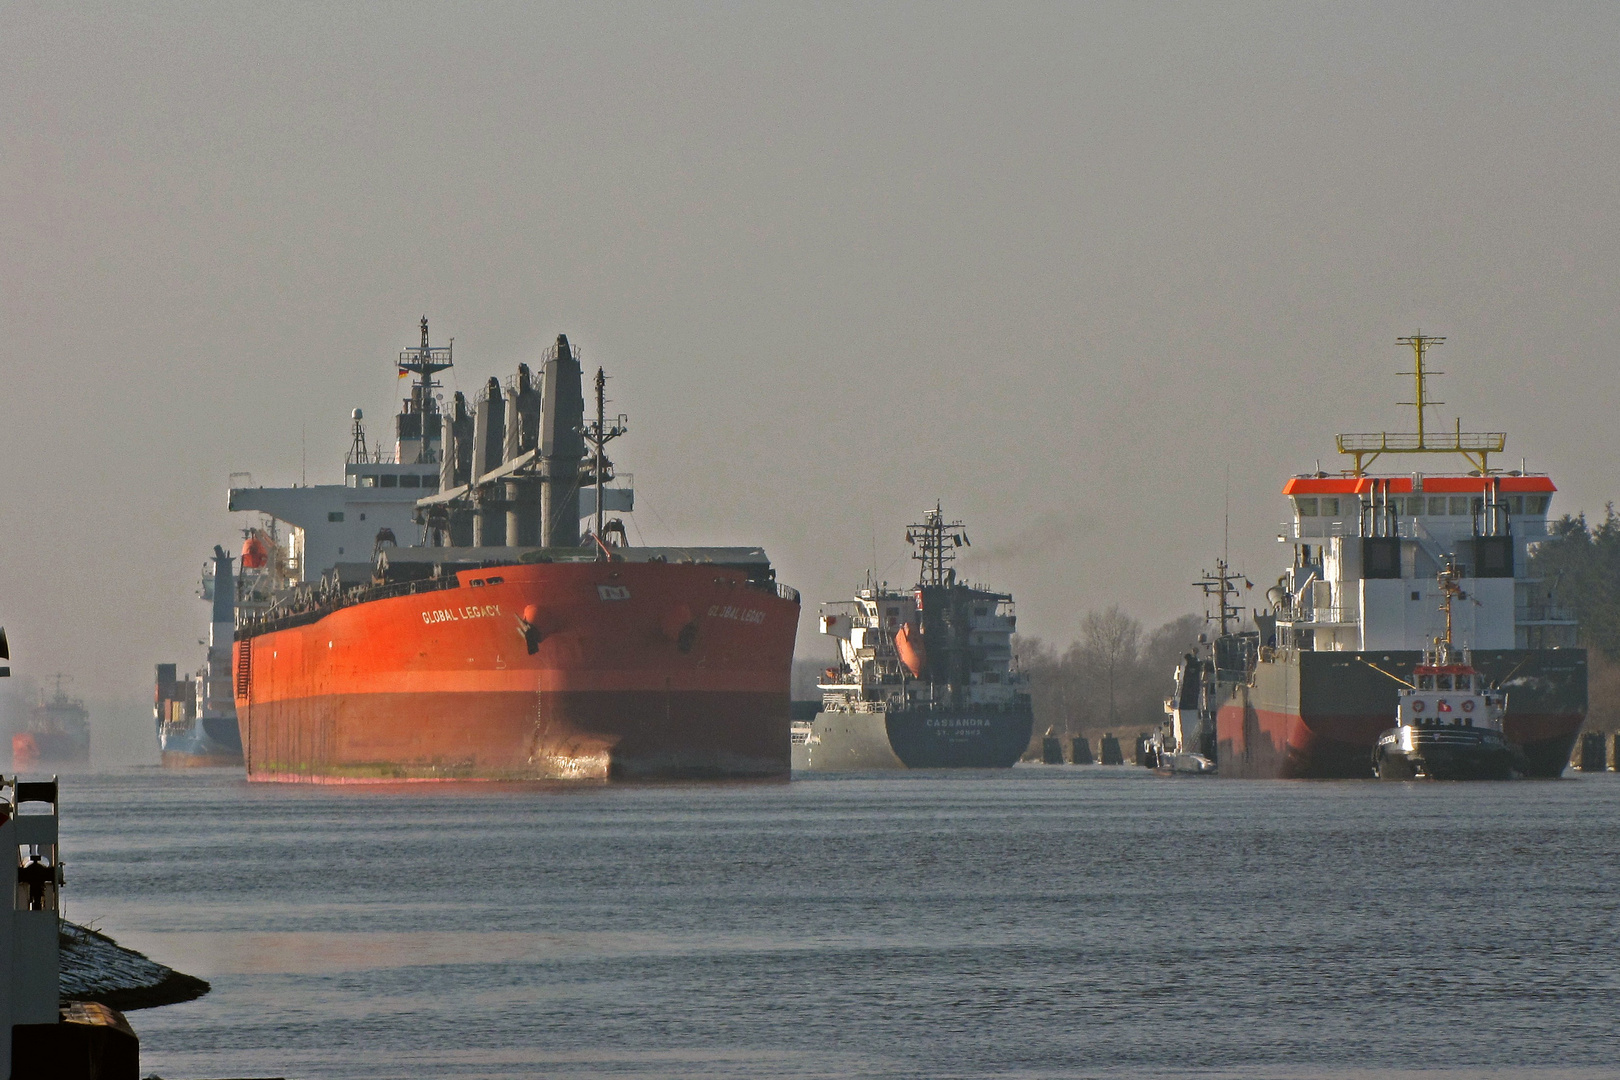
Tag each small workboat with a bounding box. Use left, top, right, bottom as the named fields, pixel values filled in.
left=1374, top=562, right=1523, bottom=781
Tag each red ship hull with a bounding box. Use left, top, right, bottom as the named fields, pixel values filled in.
left=234, top=560, right=799, bottom=782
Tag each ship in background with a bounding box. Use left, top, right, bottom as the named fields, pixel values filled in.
left=154, top=545, right=247, bottom=767
left=793, top=506, right=1033, bottom=770
left=13, top=677, right=90, bottom=771
left=1211, top=334, right=1585, bottom=778
left=226, top=319, right=799, bottom=782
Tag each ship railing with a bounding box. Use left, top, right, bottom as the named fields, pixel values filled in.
left=1285, top=605, right=1359, bottom=626
left=1336, top=431, right=1507, bottom=454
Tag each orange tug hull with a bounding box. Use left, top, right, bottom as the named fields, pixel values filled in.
left=233, top=561, right=800, bottom=782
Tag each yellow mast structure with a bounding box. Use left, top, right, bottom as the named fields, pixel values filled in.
left=1335, top=334, right=1506, bottom=476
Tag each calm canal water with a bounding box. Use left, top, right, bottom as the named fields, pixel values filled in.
left=58, top=767, right=1620, bottom=1079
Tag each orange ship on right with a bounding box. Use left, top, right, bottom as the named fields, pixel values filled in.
left=1162, top=335, right=1585, bottom=778
left=228, top=321, right=799, bottom=782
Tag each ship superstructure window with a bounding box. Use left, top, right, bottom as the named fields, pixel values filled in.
left=485, top=576, right=503, bottom=585
left=359, top=475, right=376, bottom=488
left=328, top=512, right=345, bottom=522
left=1320, top=497, right=1340, bottom=516
left=1449, top=497, right=1469, bottom=515
left=380, top=475, right=398, bottom=488
left=1436, top=674, right=1452, bottom=690
left=1295, top=497, right=1318, bottom=516
left=400, top=475, right=420, bottom=488
left=1428, top=497, right=1447, bottom=515
left=1418, top=675, right=1434, bottom=689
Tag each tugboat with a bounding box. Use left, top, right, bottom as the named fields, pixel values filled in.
left=793, top=505, right=1033, bottom=770
left=1142, top=562, right=1247, bottom=775
left=1374, top=561, right=1521, bottom=780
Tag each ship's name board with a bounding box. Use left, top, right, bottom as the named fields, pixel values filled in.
left=708, top=604, right=766, bottom=625
left=926, top=716, right=992, bottom=729
left=421, top=604, right=502, bottom=625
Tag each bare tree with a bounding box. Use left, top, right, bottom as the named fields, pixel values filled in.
left=1080, top=605, right=1141, bottom=727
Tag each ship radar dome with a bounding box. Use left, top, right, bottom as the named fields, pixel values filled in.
left=352, top=408, right=363, bottom=420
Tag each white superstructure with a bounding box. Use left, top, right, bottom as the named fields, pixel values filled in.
left=1268, top=334, right=1577, bottom=654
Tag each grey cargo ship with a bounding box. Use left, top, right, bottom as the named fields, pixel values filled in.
left=792, top=506, right=1033, bottom=770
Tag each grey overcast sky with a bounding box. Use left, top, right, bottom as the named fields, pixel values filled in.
left=4, top=2, right=1620, bottom=718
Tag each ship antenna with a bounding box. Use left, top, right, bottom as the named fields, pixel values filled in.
left=906, top=502, right=967, bottom=588
left=397, top=316, right=454, bottom=462
left=581, top=366, right=628, bottom=559
left=1194, top=559, right=1246, bottom=637
left=1436, top=558, right=1462, bottom=662
left=1335, top=334, right=1503, bottom=476
left=1399, top=332, right=1445, bottom=450
left=348, top=408, right=367, bottom=465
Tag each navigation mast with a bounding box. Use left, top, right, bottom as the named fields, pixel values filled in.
left=580, top=367, right=627, bottom=557
left=1335, top=333, right=1506, bottom=476
left=906, top=503, right=969, bottom=588
left=1195, top=559, right=1249, bottom=637
left=396, top=316, right=453, bottom=463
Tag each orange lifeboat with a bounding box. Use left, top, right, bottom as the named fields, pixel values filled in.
left=895, top=621, right=926, bottom=678
left=241, top=532, right=270, bottom=569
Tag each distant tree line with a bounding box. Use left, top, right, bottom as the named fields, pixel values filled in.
left=1015, top=608, right=1204, bottom=746
left=1531, top=508, right=1620, bottom=732
left=1531, top=507, right=1620, bottom=660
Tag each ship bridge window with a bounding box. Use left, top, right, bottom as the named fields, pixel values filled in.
left=1527, top=495, right=1549, bottom=514
left=1449, top=497, right=1470, bottom=516
left=1436, top=674, right=1453, bottom=690
left=423, top=477, right=439, bottom=491
left=400, top=475, right=421, bottom=488
left=1321, top=497, right=1340, bottom=516
left=1294, top=497, right=1318, bottom=516
left=1419, top=675, right=1434, bottom=690
left=359, top=475, right=377, bottom=488
left=380, top=474, right=398, bottom=488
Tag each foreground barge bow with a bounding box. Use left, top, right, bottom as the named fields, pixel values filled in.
left=230, top=321, right=799, bottom=782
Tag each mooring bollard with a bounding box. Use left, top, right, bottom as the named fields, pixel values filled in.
left=1041, top=736, right=1063, bottom=764
left=1578, top=731, right=1607, bottom=772
left=1100, top=734, right=1123, bottom=765
left=1071, top=737, right=1094, bottom=765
